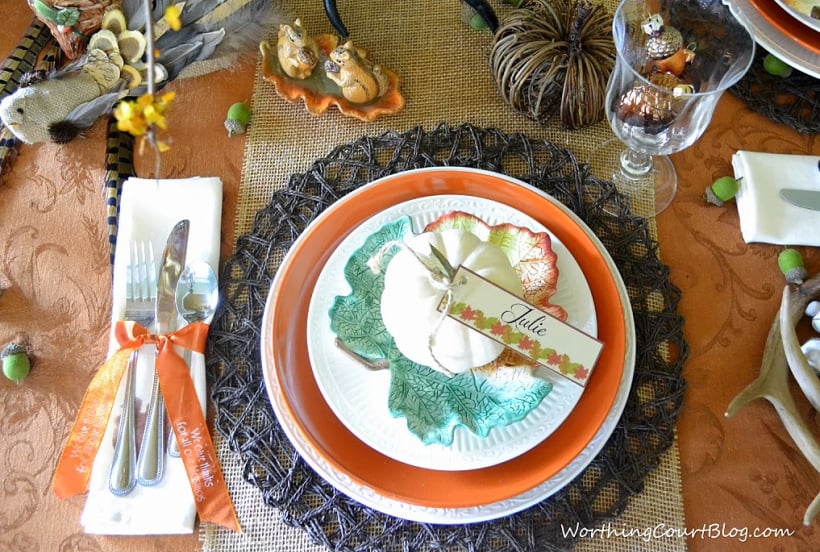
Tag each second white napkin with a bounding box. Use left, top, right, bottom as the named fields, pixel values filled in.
left=81, top=176, right=222, bottom=534
left=732, top=151, right=820, bottom=246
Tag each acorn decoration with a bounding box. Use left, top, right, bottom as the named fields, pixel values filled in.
left=224, top=102, right=251, bottom=137
left=2, top=340, right=31, bottom=384
left=763, top=54, right=793, bottom=78
left=641, top=14, right=695, bottom=77
left=614, top=82, right=675, bottom=134
left=779, top=248, right=808, bottom=285
left=615, top=12, right=696, bottom=133
left=489, top=0, right=616, bottom=130
left=643, top=15, right=683, bottom=60
left=704, top=176, right=740, bottom=206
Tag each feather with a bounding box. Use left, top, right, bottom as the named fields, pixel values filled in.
left=64, top=88, right=128, bottom=128
left=47, top=120, right=82, bottom=143
left=51, top=55, right=88, bottom=78
left=155, top=42, right=206, bottom=80
left=192, top=30, right=227, bottom=63
left=204, top=1, right=288, bottom=63
left=155, top=25, right=203, bottom=50
left=18, top=71, right=48, bottom=88
left=152, top=0, right=174, bottom=22
left=120, top=0, right=141, bottom=19
left=124, top=0, right=147, bottom=32
left=182, top=0, right=230, bottom=25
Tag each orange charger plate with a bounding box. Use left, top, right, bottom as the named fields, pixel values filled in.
left=263, top=168, right=630, bottom=508
left=748, top=0, right=820, bottom=55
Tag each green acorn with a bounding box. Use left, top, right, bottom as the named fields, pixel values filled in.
left=705, top=176, right=741, bottom=206
left=2, top=342, right=30, bottom=384
left=778, top=248, right=807, bottom=285
left=763, top=54, right=793, bottom=78
left=469, top=12, right=489, bottom=30
left=224, top=102, right=251, bottom=137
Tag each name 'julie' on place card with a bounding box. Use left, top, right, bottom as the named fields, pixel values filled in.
left=438, top=266, right=603, bottom=387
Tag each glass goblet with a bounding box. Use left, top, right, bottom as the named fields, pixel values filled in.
left=602, top=0, right=755, bottom=215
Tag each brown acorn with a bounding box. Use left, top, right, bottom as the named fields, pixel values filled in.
left=615, top=82, right=675, bottom=134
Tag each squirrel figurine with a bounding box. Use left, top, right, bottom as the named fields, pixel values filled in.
left=276, top=18, right=320, bottom=80
left=324, top=41, right=389, bottom=104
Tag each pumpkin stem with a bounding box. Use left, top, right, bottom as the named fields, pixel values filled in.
left=568, top=1, right=592, bottom=55
left=429, top=245, right=456, bottom=281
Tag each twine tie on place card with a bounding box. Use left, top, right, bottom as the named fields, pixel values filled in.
left=52, top=320, right=241, bottom=533
left=426, top=270, right=468, bottom=377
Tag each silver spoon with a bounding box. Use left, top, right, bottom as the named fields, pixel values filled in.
left=167, top=261, right=218, bottom=457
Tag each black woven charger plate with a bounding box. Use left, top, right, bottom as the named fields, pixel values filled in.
left=730, top=47, right=819, bottom=135
left=207, top=123, right=688, bottom=551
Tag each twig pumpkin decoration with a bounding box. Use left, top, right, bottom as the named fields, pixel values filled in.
left=489, top=0, right=616, bottom=130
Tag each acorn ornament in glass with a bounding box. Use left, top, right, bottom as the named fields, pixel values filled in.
left=601, top=0, right=755, bottom=215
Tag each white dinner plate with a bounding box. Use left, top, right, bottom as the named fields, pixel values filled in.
left=306, top=195, right=597, bottom=471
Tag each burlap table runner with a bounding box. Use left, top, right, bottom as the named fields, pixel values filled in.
left=200, top=1, right=686, bottom=550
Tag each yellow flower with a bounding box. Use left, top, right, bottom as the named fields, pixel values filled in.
left=113, top=91, right=176, bottom=149
left=159, top=91, right=176, bottom=104
left=142, top=105, right=166, bottom=129
left=165, top=5, right=182, bottom=31
left=136, top=92, right=154, bottom=107
left=114, top=99, right=147, bottom=135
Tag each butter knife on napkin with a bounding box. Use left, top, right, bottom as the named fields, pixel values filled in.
left=135, top=219, right=189, bottom=487
left=81, top=177, right=222, bottom=535
left=732, top=151, right=820, bottom=246
left=780, top=189, right=820, bottom=211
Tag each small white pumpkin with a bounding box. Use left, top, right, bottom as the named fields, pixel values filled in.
left=802, top=338, right=820, bottom=375
left=380, top=229, right=522, bottom=375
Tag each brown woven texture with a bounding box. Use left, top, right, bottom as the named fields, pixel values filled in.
left=730, top=47, right=820, bottom=135
left=205, top=123, right=688, bottom=551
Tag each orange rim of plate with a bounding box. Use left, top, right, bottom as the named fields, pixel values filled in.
left=747, top=0, right=820, bottom=55
left=265, top=168, right=628, bottom=508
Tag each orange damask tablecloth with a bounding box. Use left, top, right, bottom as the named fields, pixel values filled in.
left=1, top=1, right=819, bottom=551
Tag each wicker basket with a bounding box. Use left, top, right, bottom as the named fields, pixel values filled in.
left=27, top=0, right=118, bottom=59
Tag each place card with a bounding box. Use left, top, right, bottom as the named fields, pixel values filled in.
left=440, top=266, right=603, bottom=386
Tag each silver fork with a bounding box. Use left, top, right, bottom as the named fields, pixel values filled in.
left=109, top=240, right=156, bottom=495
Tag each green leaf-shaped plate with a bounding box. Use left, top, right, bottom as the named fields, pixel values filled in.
left=330, top=216, right=554, bottom=446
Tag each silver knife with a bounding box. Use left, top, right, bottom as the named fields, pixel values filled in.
left=136, top=219, right=189, bottom=486
left=780, top=189, right=820, bottom=211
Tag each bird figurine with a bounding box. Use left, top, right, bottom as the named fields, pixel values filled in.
left=1, top=0, right=280, bottom=145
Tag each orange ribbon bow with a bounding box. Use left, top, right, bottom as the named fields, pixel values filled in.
left=52, top=320, right=241, bottom=532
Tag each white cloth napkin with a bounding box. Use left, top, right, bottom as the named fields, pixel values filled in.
left=81, top=177, right=222, bottom=535
left=732, top=151, right=820, bottom=246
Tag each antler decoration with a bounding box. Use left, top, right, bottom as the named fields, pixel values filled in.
left=726, top=273, right=820, bottom=526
